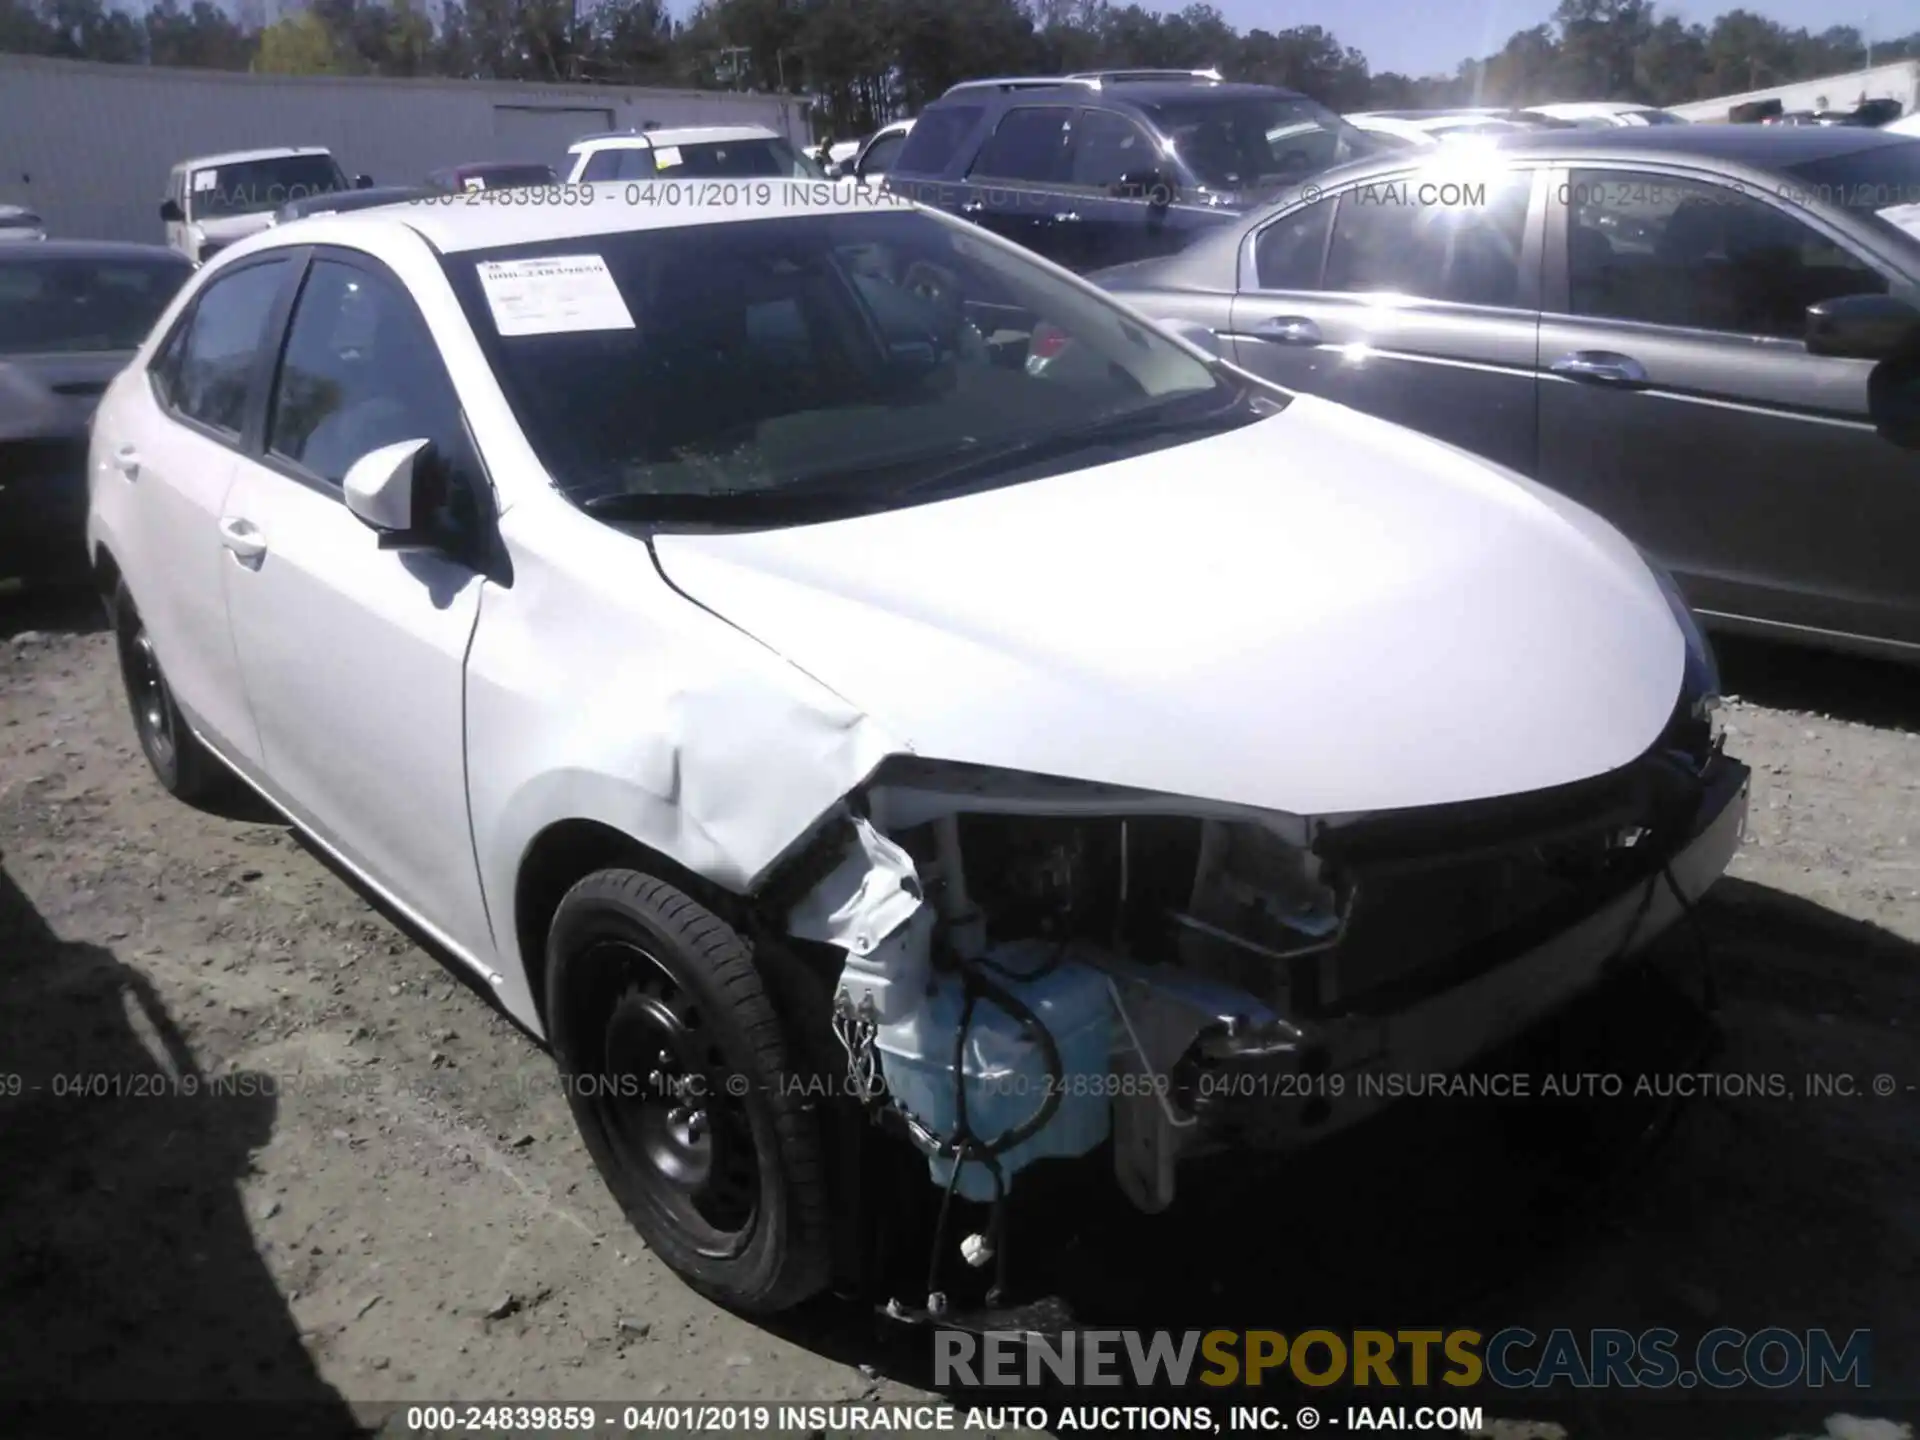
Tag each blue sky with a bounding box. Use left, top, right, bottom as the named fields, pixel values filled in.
left=1203, top=0, right=1912, bottom=78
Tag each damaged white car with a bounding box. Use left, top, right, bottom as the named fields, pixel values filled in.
left=87, top=188, right=1748, bottom=1317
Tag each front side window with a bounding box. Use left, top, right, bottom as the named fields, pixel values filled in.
left=1324, top=172, right=1532, bottom=307
left=1252, top=200, right=1334, bottom=290
left=0, top=254, right=191, bottom=354
left=190, top=155, right=350, bottom=219
left=442, top=209, right=1258, bottom=525
left=1070, top=109, right=1158, bottom=191
left=1565, top=168, right=1886, bottom=338
left=969, top=107, right=1074, bottom=184
left=1146, top=96, right=1382, bottom=198
left=267, top=259, right=463, bottom=487
left=165, top=259, right=291, bottom=434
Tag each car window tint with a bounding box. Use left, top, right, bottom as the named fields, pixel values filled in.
left=0, top=255, right=189, bottom=354
left=1253, top=201, right=1333, bottom=289
left=267, top=259, right=462, bottom=488
left=170, top=259, right=290, bottom=435
left=1070, top=110, right=1153, bottom=190
left=969, top=107, right=1074, bottom=184
left=579, top=150, right=622, bottom=183
left=894, top=105, right=983, bottom=175
left=1324, top=174, right=1531, bottom=306
left=1565, top=169, right=1887, bottom=338
left=615, top=150, right=655, bottom=180
left=860, top=131, right=909, bottom=177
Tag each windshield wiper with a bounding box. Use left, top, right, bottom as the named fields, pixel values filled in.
left=580, top=394, right=1258, bottom=523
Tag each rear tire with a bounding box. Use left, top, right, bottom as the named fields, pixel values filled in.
left=109, top=579, right=225, bottom=803
left=545, top=869, right=832, bottom=1314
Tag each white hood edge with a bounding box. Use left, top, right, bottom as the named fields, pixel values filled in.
left=652, top=395, right=1687, bottom=822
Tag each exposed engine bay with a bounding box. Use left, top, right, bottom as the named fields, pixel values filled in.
left=774, top=706, right=1743, bottom=1308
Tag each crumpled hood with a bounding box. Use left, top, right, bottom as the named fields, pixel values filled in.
left=651, top=395, right=1686, bottom=818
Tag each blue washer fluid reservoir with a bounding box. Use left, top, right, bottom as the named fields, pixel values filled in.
left=873, top=939, right=1116, bottom=1201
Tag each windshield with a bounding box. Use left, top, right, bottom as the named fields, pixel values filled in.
left=191, top=154, right=350, bottom=218
left=0, top=253, right=191, bottom=354
left=1147, top=96, right=1383, bottom=195
left=643, top=139, right=823, bottom=180
left=454, top=164, right=557, bottom=191
left=1636, top=109, right=1689, bottom=125
left=442, top=208, right=1250, bottom=524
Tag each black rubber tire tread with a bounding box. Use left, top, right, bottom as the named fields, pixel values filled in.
left=110, top=577, right=227, bottom=805
left=546, top=868, right=832, bottom=1314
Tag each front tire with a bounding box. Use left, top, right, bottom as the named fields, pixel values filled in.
left=545, top=869, right=832, bottom=1314
left=109, top=579, right=224, bottom=803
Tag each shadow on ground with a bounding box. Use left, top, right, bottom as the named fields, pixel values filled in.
left=0, top=583, right=108, bottom=642
left=0, top=849, right=366, bottom=1438
left=774, top=878, right=1920, bottom=1439
left=1716, top=635, right=1920, bottom=734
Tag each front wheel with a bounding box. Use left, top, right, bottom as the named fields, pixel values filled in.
left=545, top=869, right=832, bottom=1313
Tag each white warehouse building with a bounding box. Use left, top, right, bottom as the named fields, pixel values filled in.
left=1666, top=59, right=1920, bottom=123
left=0, top=53, right=812, bottom=244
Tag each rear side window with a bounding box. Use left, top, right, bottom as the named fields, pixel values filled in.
left=893, top=105, right=984, bottom=176
left=1253, top=201, right=1334, bottom=289
left=162, top=259, right=290, bottom=436
left=1324, top=174, right=1532, bottom=307
left=970, top=107, right=1074, bottom=184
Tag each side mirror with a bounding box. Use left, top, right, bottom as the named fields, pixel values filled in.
left=1162, top=319, right=1222, bottom=358
left=343, top=437, right=431, bottom=537
left=159, top=199, right=184, bottom=223
left=354, top=174, right=375, bottom=190
left=1806, top=293, right=1920, bottom=361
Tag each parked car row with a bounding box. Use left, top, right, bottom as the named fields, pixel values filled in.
left=160, top=146, right=565, bottom=266
left=1088, top=123, right=1920, bottom=664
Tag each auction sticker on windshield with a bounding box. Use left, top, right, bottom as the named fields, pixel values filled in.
left=476, top=254, right=635, bottom=336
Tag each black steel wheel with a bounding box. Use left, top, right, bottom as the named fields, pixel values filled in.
left=545, top=869, right=831, bottom=1313
left=109, top=578, right=223, bottom=802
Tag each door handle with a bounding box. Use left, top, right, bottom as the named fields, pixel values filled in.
left=1549, top=351, right=1649, bottom=387
left=958, top=200, right=986, bottom=216
left=111, top=445, right=141, bottom=479
left=1052, top=211, right=1081, bottom=224
left=1252, top=315, right=1321, bottom=346
left=218, top=517, right=267, bottom=566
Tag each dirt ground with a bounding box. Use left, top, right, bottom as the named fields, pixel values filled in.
left=1, top=584, right=1917, bottom=1440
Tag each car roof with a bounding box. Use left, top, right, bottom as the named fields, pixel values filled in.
left=259, top=184, right=904, bottom=257
left=438, top=160, right=555, bottom=175
left=931, top=79, right=1304, bottom=108
left=1489, top=122, right=1910, bottom=166
left=0, top=239, right=188, bottom=263
left=567, top=125, right=779, bottom=153
left=175, top=146, right=335, bottom=171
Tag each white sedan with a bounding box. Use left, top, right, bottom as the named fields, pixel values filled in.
left=87, top=186, right=1747, bottom=1316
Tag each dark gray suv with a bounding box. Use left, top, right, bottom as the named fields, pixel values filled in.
left=1094, top=126, right=1920, bottom=663
left=883, top=69, right=1385, bottom=273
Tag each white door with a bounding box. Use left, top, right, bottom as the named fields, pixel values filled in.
left=112, top=255, right=297, bottom=767
left=220, top=253, right=494, bottom=961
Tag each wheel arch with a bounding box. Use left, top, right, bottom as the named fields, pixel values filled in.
left=512, top=818, right=746, bottom=1036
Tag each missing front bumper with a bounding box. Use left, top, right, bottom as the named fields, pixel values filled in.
left=1112, top=755, right=1750, bottom=1204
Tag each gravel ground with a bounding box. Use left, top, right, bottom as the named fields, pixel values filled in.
left=0, top=585, right=1917, bottom=1440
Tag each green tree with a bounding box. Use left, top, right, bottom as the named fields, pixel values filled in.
left=255, top=10, right=349, bottom=73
